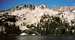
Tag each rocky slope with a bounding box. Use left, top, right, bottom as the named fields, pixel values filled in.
left=0, top=4, right=75, bottom=35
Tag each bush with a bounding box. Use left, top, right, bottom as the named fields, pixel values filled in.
left=30, top=14, right=75, bottom=36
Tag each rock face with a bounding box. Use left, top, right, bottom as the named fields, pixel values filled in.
left=0, top=4, right=75, bottom=35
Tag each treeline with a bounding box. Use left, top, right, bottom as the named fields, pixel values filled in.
left=24, top=14, right=75, bottom=36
